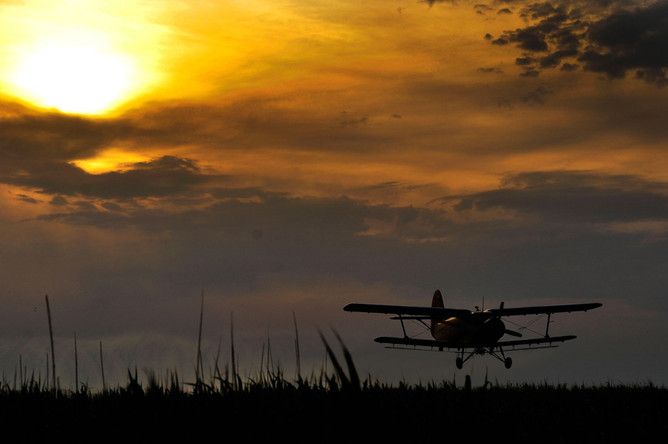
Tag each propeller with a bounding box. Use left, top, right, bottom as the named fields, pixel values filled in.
left=503, top=329, right=522, bottom=338
left=498, top=301, right=522, bottom=337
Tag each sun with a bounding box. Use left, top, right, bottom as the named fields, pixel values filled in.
left=8, top=31, right=138, bottom=115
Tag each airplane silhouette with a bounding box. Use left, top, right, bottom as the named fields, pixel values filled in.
left=344, top=289, right=602, bottom=369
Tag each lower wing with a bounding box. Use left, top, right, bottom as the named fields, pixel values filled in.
left=374, top=335, right=576, bottom=350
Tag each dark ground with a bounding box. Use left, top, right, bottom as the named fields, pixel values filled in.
left=2, top=383, right=665, bottom=442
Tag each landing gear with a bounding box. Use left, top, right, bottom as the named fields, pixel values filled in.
left=455, top=347, right=513, bottom=369
left=455, top=349, right=479, bottom=369
left=487, top=346, right=513, bottom=369
left=504, top=357, right=513, bottom=369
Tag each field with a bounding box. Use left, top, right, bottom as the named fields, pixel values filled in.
left=2, top=336, right=666, bottom=443
left=2, top=379, right=666, bottom=442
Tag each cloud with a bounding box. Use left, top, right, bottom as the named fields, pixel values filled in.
left=31, top=169, right=668, bottom=272
left=16, top=194, right=40, bottom=204
left=36, top=186, right=457, bottom=245
left=49, top=195, right=68, bottom=206
left=0, top=101, right=196, bottom=199
left=475, top=4, right=494, bottom=15
left=580, top=2, right=668, bottom=85
left=4, top=155, right=213, bottom=199
left=516, top=56, right=536, bottom=66
left=520, top=85, right=552, bottom=104
left=423, top=0, right=457, bottom=6
left=477, top=67, right=504, bottom=74
left=449, top=170, right=668, bottom=224
left=0, top=103, right=136, bottom=163
left=485, top=1, right=668, bottom=85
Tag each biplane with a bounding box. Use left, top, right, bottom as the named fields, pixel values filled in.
left=344, top=289, right=602, bottom=369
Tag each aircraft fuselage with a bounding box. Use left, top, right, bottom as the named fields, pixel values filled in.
left=431, top=313, right=505, bottom=347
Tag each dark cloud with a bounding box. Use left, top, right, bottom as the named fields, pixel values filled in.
left=486, top=1, right=668, bottom=85
left=475, top=4, right=494, bottom=14
left=0, top=95, right=389, bottom=177
left=101, top=201, right=123, bottom=212
left=0, top=96, right=389, bottom=200
left=337, top=111, right=369, bottom=128
left=423, top=0, right=457, bottom=6
left=493, top=31, right=547, bottom=52
left=519, top=1, right=559, bottom=19
left=5, top=155, right=212, bottom=199
left=32, top=169, right=668, bottom=253
left=520, top=85, right=552, bottom=104
left=580, top=2, right=668, bottom=85
left=477, top=67, right=504, bottom=73
left=0, top=103, right=136, bottom=163
left=539, top=48, right=579, bottom=68
left=16, top=194, right=39, bottom=204
left=487, top=2, right=584, bottom=75
left=49, top=195, right=68, bottom=206
left=450, top=171, right=668, bottom=223
left=516, top=56, right=536, bottom=65
left=0, top=102, right=205, bottom=200
left=520, top=68, right=540, bottom=77
left=37, top=187, right=456, bottom=245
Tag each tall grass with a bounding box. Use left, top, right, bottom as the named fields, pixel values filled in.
left=45, top=294, right=56, bottom=391
left=0, top=320, right=665, bottom=441
left=98, top=340, right=106, bottom=393
left=3, top=295, right=664, bottom=441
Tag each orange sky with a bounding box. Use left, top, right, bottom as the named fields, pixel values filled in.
left=1, top=1, right=666, bottom=206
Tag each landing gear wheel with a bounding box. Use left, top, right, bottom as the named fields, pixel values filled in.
left=456, top=357, right=463, bottom=369
left=504, top=357, right=513, bottom=369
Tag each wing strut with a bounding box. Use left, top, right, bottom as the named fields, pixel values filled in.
left=545, top=313, right=551, bottom=338
left=398, top=315, right=408, bottom=338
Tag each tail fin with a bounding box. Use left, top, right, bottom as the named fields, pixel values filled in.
left=432, top=289, right=444, bottom=308
left=431, top=289, right=444, bottom=334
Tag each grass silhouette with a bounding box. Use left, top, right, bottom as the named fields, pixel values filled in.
left=0, top=297, right=663, bottom=441
left=1, top=334, right=666, bottom=442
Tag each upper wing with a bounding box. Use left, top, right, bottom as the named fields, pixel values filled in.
left=487, top=303, right=602, bottom=317
left=374, top=335, right=577, bottom=350
left=344, top=303, right=471, bottom=318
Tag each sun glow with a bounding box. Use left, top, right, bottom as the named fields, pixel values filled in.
left=72, top=149, right=150, bottom=174
left=8, top=31, right=138, bottom=115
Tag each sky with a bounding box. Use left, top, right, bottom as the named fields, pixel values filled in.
left=0, top=0, right=667, bottom=387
